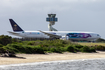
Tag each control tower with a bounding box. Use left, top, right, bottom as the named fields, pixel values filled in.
left=46, top=14, right=58, bottom=31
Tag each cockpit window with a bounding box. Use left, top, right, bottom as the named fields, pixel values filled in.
left=97, top=34, right=99, bottom=36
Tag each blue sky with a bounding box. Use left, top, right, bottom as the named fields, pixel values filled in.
left=0, top=0, right=105, bottom=38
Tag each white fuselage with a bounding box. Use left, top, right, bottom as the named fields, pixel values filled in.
left=10, top=31, right=101, bottom=41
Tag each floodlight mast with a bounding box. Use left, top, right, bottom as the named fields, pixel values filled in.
left=46, top=14, right=58, bottom=31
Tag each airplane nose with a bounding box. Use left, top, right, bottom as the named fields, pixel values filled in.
left=97, top=34, right=101, bottom=38
left=99, top=36, right=101, bottom=38
left=97, top=35, right=101, bottom=38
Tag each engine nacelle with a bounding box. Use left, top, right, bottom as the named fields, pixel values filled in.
left=60, top=36, right=69, bottom=40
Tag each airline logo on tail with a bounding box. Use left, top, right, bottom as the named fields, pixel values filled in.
left=14, top=24, right=18, bottom=30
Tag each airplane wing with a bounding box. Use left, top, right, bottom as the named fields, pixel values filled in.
left=39, top=30, right=61, bottom=38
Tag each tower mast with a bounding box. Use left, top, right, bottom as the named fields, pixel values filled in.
left=46, top=14, right=58, bottom=31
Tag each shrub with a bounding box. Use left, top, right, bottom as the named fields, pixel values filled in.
left=41, top=46, right=49, bottom=51
left=3, top=44, right=45, bottom=54
left=96, top=38, right=105, bottom=42
left=0, top=35, right=12, bottom=45
left=0, top=44, right=3, bottom=47
left=60, top=47, right=66, bottom=52
left=3, top=44, right=28, bottom=53
left=32, top=45, right=45, bottom=54
left=55, top=47, right=63, bottom=53
left=3, top=45, right=19, bottom=53
left=50, top=48, right=57, bottom=52
left=52, top=43, right=64, bottom=47
left=27, top=41, right=35, bottom=45
left=0, top=47, right=6, bottom=53
left=66, top=45, right=76, bottom=52
left=21, top=46, right=32, bottom=53
left=75, top=45, right=83, bottom=49
left=0, top=39, right=98, bottom=54
left=12, top=38, right=22, bottom=43
left=90, top=47, right=96, bottom=52
left=80, top=46, right=90, bottom=52
left=49, top=47, right=63, bottom=53
left=95, top=45, right=105, bottom=51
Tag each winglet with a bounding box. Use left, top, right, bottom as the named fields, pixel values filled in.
left=9, top=19, right=24, bottom=32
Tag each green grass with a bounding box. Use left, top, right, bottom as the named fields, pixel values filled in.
left=78, top=42, right=105, bottom=46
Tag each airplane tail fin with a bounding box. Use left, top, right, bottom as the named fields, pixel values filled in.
left=9, top=19, right=24, bottom=32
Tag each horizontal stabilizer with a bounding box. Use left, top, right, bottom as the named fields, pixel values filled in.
left=8, top=31, right=19, bottom=35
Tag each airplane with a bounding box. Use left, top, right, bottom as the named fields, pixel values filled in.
left=8, top=19, right=101, bottom=41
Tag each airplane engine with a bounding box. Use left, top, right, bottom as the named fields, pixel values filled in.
left=60, top=36, right=69, bottom=40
